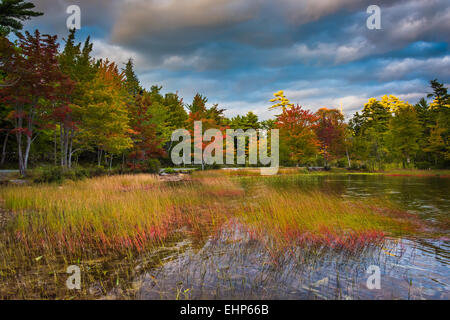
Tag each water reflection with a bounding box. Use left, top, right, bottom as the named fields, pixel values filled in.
left=132, top=175, right=449, bottom=300
left=271, top=175, right=450, bottom=224
left=134, top=227, right=449, bottom=300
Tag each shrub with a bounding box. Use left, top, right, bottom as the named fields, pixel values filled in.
left=92, top=165, right=106, bottom=177
left=147, top=159, right=161, bottom=174
left=74, top=167, right=89, bottom=179
left=64, top=169, right=77, bottom=181
left=164, top=168, right=176, bottom=174
left=34, top=166, right=65, bottom=183
left=416, top=161, right=431, bottom=170
left=336, top=159, right=347, bottom=168
left=33, top=165, right=113, bottom=183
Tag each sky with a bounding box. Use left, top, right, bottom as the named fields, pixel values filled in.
left=26, top=0, right=450, bottom=120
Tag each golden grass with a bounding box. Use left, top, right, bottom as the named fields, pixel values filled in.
left=0, top=171, right=425, bottom=257
left=0, top=171, right=429, bottom=299
left=237, top=188, right=421, bottom=250
left=0, top=174, right=241, bottom=256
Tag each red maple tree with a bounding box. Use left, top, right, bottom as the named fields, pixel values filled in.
left=1, top=30, right=72, bottom=175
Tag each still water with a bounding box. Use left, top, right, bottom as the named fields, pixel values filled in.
left=113, top=175, right=450, bottom=300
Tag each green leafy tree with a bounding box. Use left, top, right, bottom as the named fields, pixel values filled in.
left=349, top=98, right=391, bottom=169
left=424, top=125, right=447, bottom=166
left=73, top=60, right=132, bottom=167
left=127, top=91, right=165, bottom=171
left=386, top=104, right=422, bottom=167
left=56, top=29, right=97, bottom=168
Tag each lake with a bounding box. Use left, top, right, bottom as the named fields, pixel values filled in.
left=128, top=175, right=449, bottom=300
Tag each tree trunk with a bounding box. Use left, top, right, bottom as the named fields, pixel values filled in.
left=24, top=134, right=32, bottom=170
left=23, top=106, right=36, bottom=171
left=15, top=106, right=25, bottom=175
left=60, top=125, right=64, bottom=167
left=16, top=132, right=25, bottom=176
left=54, top=129, right=57, bottom=166
left=1, top=131, right=10, bottom=166
left=97, top=149, right=103, bottom=166
left=68, top=137, right=73, bottom=168
left=63, top=127, right=69, bottom=168
left=68, top=128, right=75, bottom=169
left=346, top=146, right=351, bottom=168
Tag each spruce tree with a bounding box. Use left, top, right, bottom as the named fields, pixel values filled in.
left=0, top=0, right=43, bottom=35
left=123, top=58, right=141, bottom=97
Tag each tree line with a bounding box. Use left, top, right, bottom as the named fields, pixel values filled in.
left=0, top=1, right=449, bottom=175
left=270, top=87, right=449, bottom=170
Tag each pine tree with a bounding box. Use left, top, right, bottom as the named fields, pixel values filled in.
left=0, top=0, right=43, bottom=35
left=428, top=79, right=450, bottom=110
left=123, top=58, right=141, bottom=97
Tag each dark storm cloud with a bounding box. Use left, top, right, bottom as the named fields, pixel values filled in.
left=26, top=0, right=450, bottom=118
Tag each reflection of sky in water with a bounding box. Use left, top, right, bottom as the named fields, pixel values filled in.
left=272, top=175, right=450, bottom=224
left=133, top=229, right=449, bottom=300
left=130, top=176, right=450, bottom=300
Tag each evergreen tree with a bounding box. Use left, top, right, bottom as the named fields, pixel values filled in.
left=123, top=58, right=141, bottom=97
left=386, top=104, right=422, bottom=167
left=428, top=79, right=450, bottom=110
left=0, top=0, right=43, bottom=35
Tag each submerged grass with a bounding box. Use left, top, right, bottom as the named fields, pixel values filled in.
left=237, top=189, right=420, bottom=251
left=0, top=171, right=428, bottom=298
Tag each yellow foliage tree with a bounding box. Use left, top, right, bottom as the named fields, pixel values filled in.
left=269, top=90, right=294, bottom=111
left=379, top=95, right=410, bottom=113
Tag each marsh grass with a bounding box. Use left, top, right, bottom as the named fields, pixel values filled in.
left=0, top=175, right=242, bottom=255
left=0, top=171, right=427, bottom=299
left=238, top=189, right=421, bottom=251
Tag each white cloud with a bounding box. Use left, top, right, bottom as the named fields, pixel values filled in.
left=91, top=39, right=149, bottom=70
left=380, top=56, right=450, bottom=80
left=292, top=38, right=375, bottom=65
left=284, top=88, right=321, bottom=100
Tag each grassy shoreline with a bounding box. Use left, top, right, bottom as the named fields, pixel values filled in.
left=0, top=172, right=427, bottom=254
left=0, top=171, right=436, bottom=298
left=220, top=167, right=450, bottom=177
